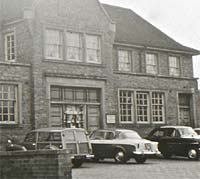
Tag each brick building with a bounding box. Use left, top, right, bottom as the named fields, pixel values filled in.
left=0, top=0, right=199, bottom=138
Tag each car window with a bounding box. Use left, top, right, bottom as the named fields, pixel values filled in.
left=63, top=130, right=75, bottom=142
left=24, top=132, right=36, bottom=142
left=118, top=131, right=141, bottom=139
left=171, top=129, right=180, bottom=137
left=105, top=132, right=115, bottom=140
left=90, top=131, right=105, bottom=140
left=150, top=129, right=165, bottom=138
left=75, top=131, right=87, bottom=142
left=178, top=128, right=197, bottom=136
left=164, top=128, right=174, bottom=137
left=38, top=132, right=50, bottom=142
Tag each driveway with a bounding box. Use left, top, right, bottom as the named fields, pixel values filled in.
left=73, top=158, right=200, bottom=179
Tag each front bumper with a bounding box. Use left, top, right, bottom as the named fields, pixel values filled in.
left=133, top=150, right=161, bottom=155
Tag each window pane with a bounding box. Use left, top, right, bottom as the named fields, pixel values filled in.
left=5, top=32, right=15, bottom=61
left=169, top=56, right=180, bottom=76
left=45, top=29, right=63, bottom=59
left=118, top=50, right=131, bottom=72
left=146, top=53, right=157, bottom=74
left=136, top=92, right=149, bottom=123
left=67, top=32, right=82, bottom=61
left=0, top=84, right=17, bottom=123
left=86, top=35, right=101, bottom=63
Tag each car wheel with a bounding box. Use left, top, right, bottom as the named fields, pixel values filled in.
left=114, top=149, right=128, bottom=163
left=162, top=152, right=172, bottom=159
left=187, top=149, right=198, bottom=160
left=135, top=155, right=147, bottom=164
left=72, top=159, right=83, bottom=168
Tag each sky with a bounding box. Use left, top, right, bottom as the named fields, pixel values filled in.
left=100, top=0, right=200, bottom=89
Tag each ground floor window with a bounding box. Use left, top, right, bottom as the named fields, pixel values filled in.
left=50, top=86, right=101, bottom=131
left=0, top=84, right=18, bottom=124
left=119, top=89, right=165, bottom=124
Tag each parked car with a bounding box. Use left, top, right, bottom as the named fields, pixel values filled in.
left=147, top=126, right=200, bottom=160
left=194, top=128, right=200, bottom=135
left=7, top=128, right=94, bottom=167
left=0, top=134, right=26, bottom=151
left=89, top=129, right=160, bottom=164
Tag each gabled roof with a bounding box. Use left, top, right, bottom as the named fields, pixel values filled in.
left=102, top=4, right=200, bottom=55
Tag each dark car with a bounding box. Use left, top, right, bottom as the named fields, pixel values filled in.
left=194, top=128, right=200, bottom=135
left=0, top=134, right=26, bottom=151
left=147, top=126, right=200, bottom=160
left=8, top=128, right=93, bottom=167
left=89, top=129, right=160, bottom=164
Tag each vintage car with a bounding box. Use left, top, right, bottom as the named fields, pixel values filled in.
left=147, top=126, right=200, bottom=160
left=89, top=129, right=160, bottom=164
left=7, top=128, right=93, bottom=167
left=194, top=128, right=200, bottom=135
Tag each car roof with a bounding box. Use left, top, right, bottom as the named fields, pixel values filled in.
left=160, top=126, right=192, bottom=129
left=31, top=127, right=85, bottom=132
left=93, top=128, right=137, bottom=133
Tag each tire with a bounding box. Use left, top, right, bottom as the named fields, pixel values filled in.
left=135, top=155, right=147, bottom=164
left=72, top=159, right=83, bottom=168
left=187, top=149, right=198, bottom=160
left=114, top=149, right=128, bottom=163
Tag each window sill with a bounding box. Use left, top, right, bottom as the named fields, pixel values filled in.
left=43, top=59, right=106, bottom=68
left=0, top=124, right=23, bottom=129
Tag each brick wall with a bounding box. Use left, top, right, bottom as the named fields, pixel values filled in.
left=0, top=150, right=72, bottom=179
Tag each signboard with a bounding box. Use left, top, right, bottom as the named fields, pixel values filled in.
left=106, top=114, right=116, bottom=124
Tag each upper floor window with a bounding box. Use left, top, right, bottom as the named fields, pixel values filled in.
left=5, top=32, right=16, bottom=62
left=118, top=50, right=131, bottom=72
left=45, top=29, right=63, bottom=60
left=66, top=32, right=82, bottom=62
left=86, top=35, right=101, bottom=63
left=0, top=84, right=18, bottom=124
left=146, top=53, right=158, bottom=74
left=169, top=56, right=180, bottom=76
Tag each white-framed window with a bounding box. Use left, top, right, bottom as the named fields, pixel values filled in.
left=86, top=35, right=101, bottom=63
left=0, top=84, right=18, bottom=124
left=146, top=53, right=158, bottom=74
left=66, top=32, right=82, bottom=62
left=136, top=92, right=149, bottom=123
left=45, top=29, right=63, bottom=59
left=5, top=32, right=16, bottom=62
left=152, top=92, right=165, bottom=123
left=118, top=50, right=131, bottom=72
left=169, top=56, right=180, bottom=76
left=119, top=90, right=133, bottom=123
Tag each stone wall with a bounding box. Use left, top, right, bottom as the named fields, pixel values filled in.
left=0, top=150, right=72, bottom=179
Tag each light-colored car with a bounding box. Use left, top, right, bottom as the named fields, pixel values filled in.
left=89, top=129, right=160, bottom=164
left=8, top=128, right=94, bottom=167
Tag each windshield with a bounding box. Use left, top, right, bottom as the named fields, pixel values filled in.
left=118, top=131, right=141, bottom=139
left=178, top=128, right=197, bottom=136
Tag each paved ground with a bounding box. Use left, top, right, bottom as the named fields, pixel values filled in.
left=72, top=157, right=200, bottom=179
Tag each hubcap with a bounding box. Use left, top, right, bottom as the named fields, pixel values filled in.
left=115, top=151, right=124, bottom=162
left=188, top=149, right=197, bottom=159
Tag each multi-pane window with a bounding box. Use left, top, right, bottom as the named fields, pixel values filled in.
left=118, top=50, right=131, bottom=72
left=119, top=91, right=133, bottom=123
left=50, top=86, right=100, bottom=103
left=0, top=84, right=18, bottom=124
left=169, top=56, right=180, bottom=76
left=66, top=32, right=82, bottom=61
left=136, top=92, right=149, bottom=123
left=45, top=29, right=63, bottom=59
left=86, top=35, right=101, bottom=63
left=152, top=92, right=165, bottom=123
left=146, top=53, right=158, bottom=74
left=5, top=32, right=16, bottom=61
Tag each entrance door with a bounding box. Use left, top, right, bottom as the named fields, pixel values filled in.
left=87, top=105, right=100, bottom=132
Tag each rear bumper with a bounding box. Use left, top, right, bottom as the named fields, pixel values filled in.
left=71, top=154, right=94, bottom=160
left=133, top=151, right=161, bottom=156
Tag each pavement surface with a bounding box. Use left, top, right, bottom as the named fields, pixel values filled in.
left=72, top=157, right=200, bottom=179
